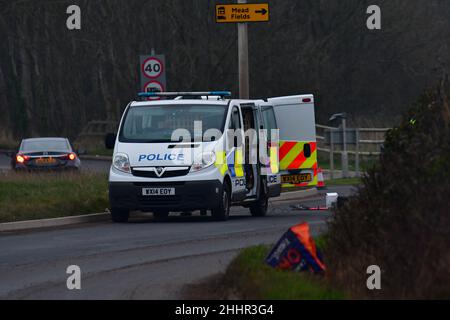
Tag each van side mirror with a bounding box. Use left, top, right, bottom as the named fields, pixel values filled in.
left=105, top=133, right=117, bottom=150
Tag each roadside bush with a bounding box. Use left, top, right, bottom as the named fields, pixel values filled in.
left=325, top=83, right=450, bottom=298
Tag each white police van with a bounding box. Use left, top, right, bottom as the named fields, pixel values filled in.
left=105, top=91, right=314, bottom=222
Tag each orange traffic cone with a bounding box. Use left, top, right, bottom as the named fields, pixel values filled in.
left=316, top=168, right=326, bottom=190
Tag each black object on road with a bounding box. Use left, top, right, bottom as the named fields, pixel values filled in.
left=336, top=196, right=349, bottom=209
left=290, top=204, right=328, bottom=211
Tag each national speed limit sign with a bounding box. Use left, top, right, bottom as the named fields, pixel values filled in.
left=143, top=81, right=165, bottom=100
left=142, top=57, right=163, bottom=79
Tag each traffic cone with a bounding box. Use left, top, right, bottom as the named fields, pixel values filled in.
left=316, top=168, right=326, bottom=190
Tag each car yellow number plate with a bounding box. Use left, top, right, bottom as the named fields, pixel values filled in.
left=281, top=173, right=312, bottom=184
left=36, top=158, right=56, bottom=165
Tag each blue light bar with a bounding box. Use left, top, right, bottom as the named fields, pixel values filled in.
left=138, top=92, right=158, bottom=97
left=209, top=91, right=232, bottom=97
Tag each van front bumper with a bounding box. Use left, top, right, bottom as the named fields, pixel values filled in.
left=109, top=180, right=223, bottom=212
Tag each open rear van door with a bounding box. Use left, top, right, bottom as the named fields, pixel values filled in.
left=260, top=104, right=281, bottom=197
left=267, top=95, right=319, bottom=188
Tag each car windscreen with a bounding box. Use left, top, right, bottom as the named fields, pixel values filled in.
left=21, top=140, right=70, bottom=152
left=119, top=104, right=227, bottom=143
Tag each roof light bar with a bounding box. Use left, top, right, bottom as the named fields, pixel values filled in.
left=137, top=91, right=232, bottom=98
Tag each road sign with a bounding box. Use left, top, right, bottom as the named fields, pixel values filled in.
left=215, top=3, right=269, bottom=23
left=142, top=57, right=163, bottom=79
left=143, top=80, right=165, bottom=100
left=140, top=54, right=166, bottom=95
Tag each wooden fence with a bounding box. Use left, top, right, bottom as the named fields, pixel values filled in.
left=316, top=124, right=391, bottom=178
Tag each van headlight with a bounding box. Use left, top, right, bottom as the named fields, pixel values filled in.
left=113, top=153, right=131, bottom=174
left=190, top=151, right=216, bottom=172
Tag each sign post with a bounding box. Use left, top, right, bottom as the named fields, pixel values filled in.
left=216, top=2, right=269, bottom=99
left=139, top=54, right=166, bottom=99
left=237, top=0, right=249, bottom=99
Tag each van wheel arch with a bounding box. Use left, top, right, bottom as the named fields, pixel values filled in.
left=249, top=177, right=269, bottom=217
left=223, top=175, right=232, bottom=193
left=211, top=176, right=231, bottom=221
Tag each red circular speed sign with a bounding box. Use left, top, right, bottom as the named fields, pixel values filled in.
left=142, top=57, right=164, bottom=79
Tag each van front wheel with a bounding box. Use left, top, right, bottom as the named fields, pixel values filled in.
left=250, top=183, right=268, bottom=217
left=111, top=208, right=130, bottom=223
left=249, top=196, right=268, bottom=217
left=211, top=185, right=231, bottom=221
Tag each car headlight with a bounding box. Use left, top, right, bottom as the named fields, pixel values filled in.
left=190, top=151, right=216, bottom=172
left=113, top=153, right=131, bottom=173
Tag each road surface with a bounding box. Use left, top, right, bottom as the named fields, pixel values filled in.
left=0, top=186, right=354, bottom=299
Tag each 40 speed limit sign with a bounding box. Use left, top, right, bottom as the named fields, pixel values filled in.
left=142, top=57, right=163, bottom=78
left=140, top=54, right=166, bottom=95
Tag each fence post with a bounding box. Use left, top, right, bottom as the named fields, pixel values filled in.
left=355, top=128, right=360, bottom=177
left=341, top=119, right=349, bottom=178
left=330, top=129, right=334, bottom=180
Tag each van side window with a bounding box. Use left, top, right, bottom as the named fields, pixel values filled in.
left=228, top=107, right=242, bottom=149
left=229, top=107, right=242, bottom=130
left=261, top=106, right=277, bottom=142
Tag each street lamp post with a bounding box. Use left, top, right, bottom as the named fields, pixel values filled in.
left=329, top=113, right=349, bottom=179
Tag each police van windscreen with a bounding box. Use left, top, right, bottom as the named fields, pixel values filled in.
left=119, top=104, right=227, bottom=143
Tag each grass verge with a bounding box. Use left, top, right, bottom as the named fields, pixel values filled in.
left=185, top=243, right=345, bottom=300
left=226, top=245, right=344, bottom=299
left=325, top=177, right=361, bottom=186
left=317, top=150, right=379, bottom=171
left=0, top=172, right=109, bottom=223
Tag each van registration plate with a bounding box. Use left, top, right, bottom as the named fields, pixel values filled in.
left=281, top=173, right=312, bottom=184
left=142, top=188, right=175, bottom=196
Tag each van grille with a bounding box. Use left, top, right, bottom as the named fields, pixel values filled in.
left=133, top=182, right=186, bottom=187
left=131, top=167, right=190, bottom=178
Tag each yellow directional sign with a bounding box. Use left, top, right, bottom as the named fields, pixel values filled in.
left=215, top=3, right=269, bottom=23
